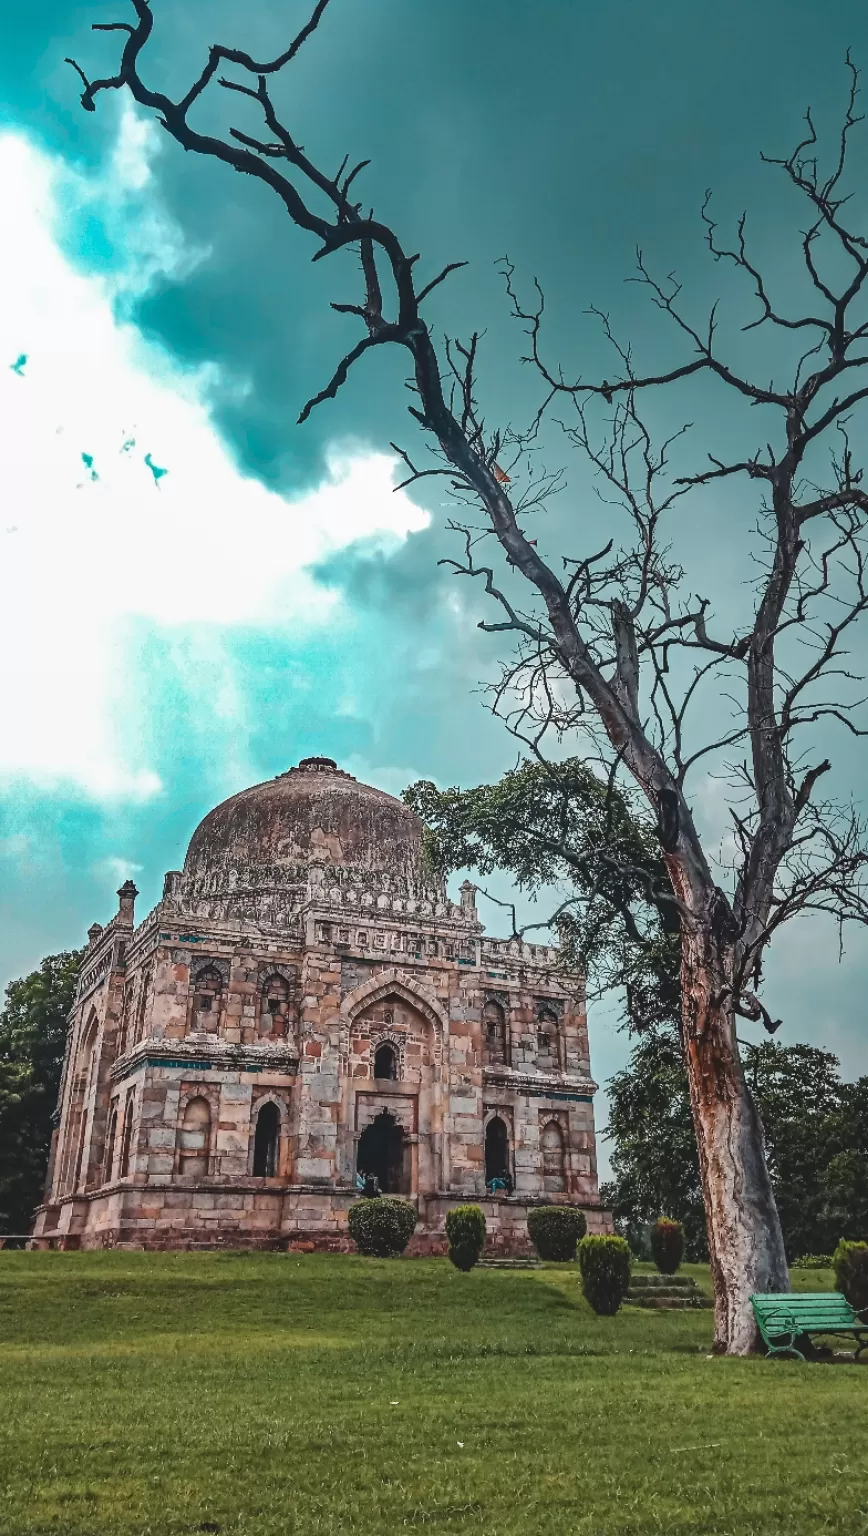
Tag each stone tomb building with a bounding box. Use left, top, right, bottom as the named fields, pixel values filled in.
left=33, top=758, right=609, bottom=1252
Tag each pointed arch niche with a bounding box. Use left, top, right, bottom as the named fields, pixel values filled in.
left=249, top=1092, right=290, bottom=1179
left=340, top=970, right=447, bottom=1195
left=58, top=1009, right=101, bottom=1195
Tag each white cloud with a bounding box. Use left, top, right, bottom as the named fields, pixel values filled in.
left=0, top=118, right=428, bottom=801
left=95, top=856, right=145, bottom=883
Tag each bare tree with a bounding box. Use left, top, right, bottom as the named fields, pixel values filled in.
left=68, top=1, right=868, bottom=1352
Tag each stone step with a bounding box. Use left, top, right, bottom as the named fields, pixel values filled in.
left=626, top=1272, right=712, bottom=1309
left=628, top=1282, right=697, bottom=1298
left=626, top=1295, right=714, bottom=1310
left=477, top=1257, right=542, bottom=1269
left=629, top=1273, right=697, bottom=1290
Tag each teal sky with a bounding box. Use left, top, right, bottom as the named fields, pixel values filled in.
left=2, top=0, right=868, bottom=1156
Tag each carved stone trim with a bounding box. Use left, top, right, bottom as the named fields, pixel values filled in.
left=256, top=961, right=298, bottom=992
left=191, top=956, right=230, bottom=985
left=339, top=968, right=448, bottom=1053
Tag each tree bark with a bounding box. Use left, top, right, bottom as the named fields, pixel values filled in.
left=681, top=917, right=790, bottom=1354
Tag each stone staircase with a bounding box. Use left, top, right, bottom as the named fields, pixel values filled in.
left=626, top=1272, right=713, bottom=1310
left=477, top=1256, right=542, bottom=1270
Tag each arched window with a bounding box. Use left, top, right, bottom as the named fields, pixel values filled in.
left=134, top=971, right=150, bottom=1046
left=537, top=1007, right=559, bottom=1069
left=178, top=1096, right=211, bottom=1178
left=540, top=1119, right=566, bottom=1192
left=259, top=973, right=290, bottom=1039
left=483, top=1000, right=507, bottom=1066
left=104, top=1104, right=119, bottom=1183
left=373, top=1041, right=398, bottom=1080
left=68, top=1011, right=100, bottom=1193
left=484, top=1115, right=511, bottom=1186
left=118, top=985, right=132, bottom=1057
left=252, top=1101, right=280, bottom=1177
left=191, top=966, right=222, bottom=1034
left=119, top=1090, right=136, bottom=1178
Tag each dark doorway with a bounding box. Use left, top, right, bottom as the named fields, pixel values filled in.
left=253, top=1101, right=280, bottom=1177
left=373, top=1042, right=398, bottom=1080
left=357, top=1111, right=407, bottom=1193
left=485, top=1115, right=511, bottom=1185
left=482, top=1000, right=507, bottom=1066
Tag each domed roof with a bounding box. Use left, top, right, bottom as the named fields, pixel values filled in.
left=182, top=757, right=425, bottom=892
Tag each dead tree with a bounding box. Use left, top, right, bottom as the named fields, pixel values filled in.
left=68, top=1, right=868, bottom=1353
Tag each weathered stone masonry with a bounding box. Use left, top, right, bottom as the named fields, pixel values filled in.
left=32, top=758, right=610, bottom=1252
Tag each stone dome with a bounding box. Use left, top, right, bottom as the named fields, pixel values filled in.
left=182, top=757, right=426, bottom=893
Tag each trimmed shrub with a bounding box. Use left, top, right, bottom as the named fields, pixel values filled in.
left=791, top=1253, right=834, bottom=1270
left=527, top=1204, right=587, bottom=1261
left=578, top=1234, right=632, bottom=1315
left=348, top=1197, right=417, bottom=1257
left=650, top=1217, right=684, bottom=1275
left=445, top=1204, right=486, bottom=1272
left=833, top=1239, right=868, bottom=1313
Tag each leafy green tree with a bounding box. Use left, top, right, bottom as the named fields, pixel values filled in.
left=605, top=1033, right=868, bottom=1259
left=404, top=757, right=681, bottom=1033
left=407, top=757, right=868, bottom=1259
left=0, top=950, right=82, bottom=1233
left=600, top=1029, right=707, bottom=1259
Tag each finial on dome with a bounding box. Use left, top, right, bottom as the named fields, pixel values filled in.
left=276, top=755, right=347, bottom=778
left=297, top=756, right=338, bottom=772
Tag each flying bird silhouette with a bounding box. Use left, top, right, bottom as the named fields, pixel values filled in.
left=9, top=354, right=27, bottom=376
left=144, top=452, right=167, bottom=485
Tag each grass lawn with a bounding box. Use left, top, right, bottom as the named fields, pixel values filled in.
left=0, top=1253, right=864, bottom=1536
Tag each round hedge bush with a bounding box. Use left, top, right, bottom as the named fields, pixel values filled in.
left=348, top=1197, right=417, bottom=1257
left=527, top=1204, right=587, bottom=1261
left=650, top=1217, right=684, bottom=1275
left=833, top=1239, right=868, bottom=1312
left=445, top=1204, right=486, bottom=1271
left=578, top=1234, right=632, bottom=1315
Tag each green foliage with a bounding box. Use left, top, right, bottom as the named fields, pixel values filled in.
left=0, top=950, right=82, bottom=1233
left=650, top=1217, right=684, bottom=1274
left=790, top=1254, right=833, bottom=1270
left=832, top=1240, right=868, bottom=1313
left=747, top=1045, right=868, bottom=1254
left=606, top=1031, right=868, bottom=1262
left=347, top=1197, right=417, bottom=1257
left=527, top=1204, right=587, bottom=1261
left=603, top=1027, right=708, bottom=1259
left=578, top=1234, right=632, bottom=1315
left=404, top=758, right=680, bottom=1030
left=445, top=1204, right=486, bottom=1271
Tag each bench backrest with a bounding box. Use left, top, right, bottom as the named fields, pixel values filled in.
left=751, top=1291, right=861, bottom=1330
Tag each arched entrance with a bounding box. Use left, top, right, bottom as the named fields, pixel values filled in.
left=485, top=1115, right=511, bottom=1186
left=253, top=1101, right=280, bottom=1177
left=357, top=1110, right=407, bottom=1194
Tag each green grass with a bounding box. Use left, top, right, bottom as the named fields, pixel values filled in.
left=0, top=1253, right=864, bottom=1536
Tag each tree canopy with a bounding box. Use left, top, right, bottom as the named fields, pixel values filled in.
left=0, top=950, right=81, bottom=1234
left=404, top=757, right=680, bottom=1033
left=604, top=1034, right=868, bottom=1260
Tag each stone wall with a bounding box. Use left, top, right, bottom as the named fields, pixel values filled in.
left=31, top=1185, right=611, bottom=1253
left=34, top=807, right=610, bottom=1254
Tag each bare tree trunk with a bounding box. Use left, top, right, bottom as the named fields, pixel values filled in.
left=681, top=920, right=789, bottom=1354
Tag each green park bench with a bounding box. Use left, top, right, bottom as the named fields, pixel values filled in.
left=751, top=1291, right=868, bottom=1361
